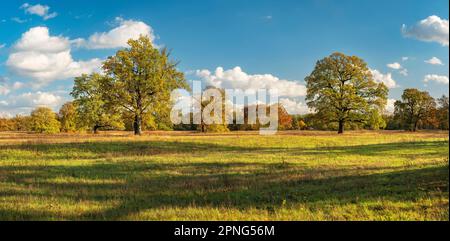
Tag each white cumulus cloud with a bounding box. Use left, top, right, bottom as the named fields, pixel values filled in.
left=6, top=27, right=102, bottom=86
left=21, top=3, right=57, bottom=20
left=0, top=91, right=66, bottom=116
left=15, top=91, right=64, bottom=107
left=279, top=98, right=311, bottom=115
left=0, top=91, right=66, bottom=117
left=402, top=15, right=449, bottom=46
left=195, top=66, right=306, bottom=98
left=79, top=17, right=155, bottom=49
left=387, top=62, right=402, bottom=70
left=387, top=62, right=408, bottom=76
left=423, top=74, right=449, bottom=84
left=370, top=69, right=397, bottom=89
left=385, top=98, right=397, bottom=114
left=14, top=26, right=70, bottom=52
left=425, top=57, right=444, bottom=65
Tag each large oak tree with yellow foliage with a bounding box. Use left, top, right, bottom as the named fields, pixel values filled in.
left=305, top=52, right=388, bottom=134
left=101, top=36, right=188, bottom=135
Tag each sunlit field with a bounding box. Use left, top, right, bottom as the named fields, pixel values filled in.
left=0, top=131, right=448, bottom=221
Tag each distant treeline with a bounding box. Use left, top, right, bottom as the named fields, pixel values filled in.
left=0, top=92, right=447, bottom=133
left=1, top=37, right=448, bottom=134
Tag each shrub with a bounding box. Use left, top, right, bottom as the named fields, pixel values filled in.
left=30, top=107, right=60, bottom=134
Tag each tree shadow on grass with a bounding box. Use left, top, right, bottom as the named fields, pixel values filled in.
left=0, top=140, right=258, bottom=161
left=0, top=138, right=448, bottom=220
left=291, top=141, right=448, bottom=157
left=90, top=164, right=450, bottom=220
left=0, top=159, right=448, bottom=220
left=0, top=139, right=447, bottom=161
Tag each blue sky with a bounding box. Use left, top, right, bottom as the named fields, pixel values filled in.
left=0, top=0, right=448, bottom=116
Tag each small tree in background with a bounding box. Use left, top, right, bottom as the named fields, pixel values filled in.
left=305, top=52, right=388, bottom=134
left=58, top=102, right=77, bottom=133
left=366, top=108, right=387, bottom=130
left=12, top=115, right=32, bottom=132
left=292, top=115, right=307, bottom=130
left=436, top=95, right=449, bottom=130
left=239, top=104, right=292, bottom=131
left=0, top=118, right=15, bottom=131
left=277, top=104, right=293, bottom=130
left=394, top=88, right=436, bottom=132
left=194, top=87, right=230, bottom=133
left=30, top=107, right=60, bottom=134
left=71, top=73, right=124, bottom=134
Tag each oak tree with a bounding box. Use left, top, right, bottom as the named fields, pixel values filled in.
left=101, top=36, right=188, bottom=135
left=58, top=102, right=77, bottom=132
left=305, top=52, right=388, bottom=134
left=394, top=88, right=436, bottom=131
left=436, top=95, right=449, bottom=130
left=71, top=73, right=124, bottom=134
left=30, top=107, right=60, bottom=134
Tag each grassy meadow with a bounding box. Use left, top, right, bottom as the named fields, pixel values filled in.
left=0, top=130, right=448, bottom=221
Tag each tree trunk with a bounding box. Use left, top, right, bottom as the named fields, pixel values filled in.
left=338, top=120, right=344, bottom=134
left=93, top=125, right=100, bottom=134
left=134, top=114, right=142, bottom=135
left=413, top=121, right=418, bottom=132
left=201, top=123, right=206, bottom=133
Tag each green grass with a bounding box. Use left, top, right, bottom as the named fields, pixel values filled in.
left=0, top=130, right=448, bottom=220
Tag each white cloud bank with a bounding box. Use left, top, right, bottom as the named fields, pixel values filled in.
left=370, top=69, right=397, bottom=88
left=424, top=74, right=449, bottom=84
left=279, top=98, right=311, bottom=115
left=7, top=17, right=156, bottom=85
left=20, top=3, right=57, bottom=20
left=195, top=66, right=306, bottom=97
left=6, top=27, right=102, bottom=86
left=0, top=91, right=66, bottom=116
left=425, top=57, right=444, bottom=65
left=385, top=99, right=397, bottom=114
left=15, top=91, right=64, bottom=108
left=402, top=15, right=449, bottom=46
left=76, top=17, right=155, bottom=49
